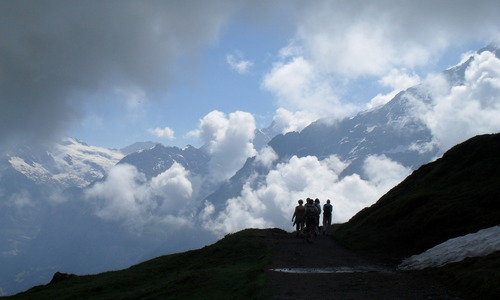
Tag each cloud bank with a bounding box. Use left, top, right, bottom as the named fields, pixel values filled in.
left=85, top=162, right=196, bottom=232
left=409, top=49, right=500, bottom=152
left=0, top=0, right=239, bottom=146
left=201, top=154, right=411, bottom=236
left=190, top=110, right=257, bottom=181
left=262, top=0, right=500, bottom=133
left=3, top=1, right=499, bottom=148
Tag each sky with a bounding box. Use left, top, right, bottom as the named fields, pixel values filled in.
left=1, top=0, right=500, bottom=151
left=2, top=3, right=500, bottom=291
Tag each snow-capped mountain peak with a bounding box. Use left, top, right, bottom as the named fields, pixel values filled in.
left=7, top=137, right=124, bottom=188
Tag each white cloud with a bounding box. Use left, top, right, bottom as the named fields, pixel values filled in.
left=263, top=55, right=359, bottom=133
left=296, top=0, right=500, bottom=78
left=84, top=162, right=196, bottom=232
left=148, top=127, right=175, bottom=140
left=85, top=164, right=150, bottom=227
left=255, top=146, right=278, bottom=168
left=363, top=155, right=412, bottom=189
left=0, top=1, right=240, bottom=146
left=201, top=154, right=410, bottom=236
left=226, top=51, right=254, bottom=74
left=368, top=69, right=421, bottom=109
left=262, top=1, right=500, bottom=135
left=150, top=162, right=193, bottom=212
left=271, top=108, right=317, bottom=134
left=379, top=69, right=421, bottom=91
left=189, top=110, right=257, bottom=181
left=418, top=50, right=500, bottom=151
left=114, top=87, right=147, bottom=111
left=7, top=191, right=35, bottom=209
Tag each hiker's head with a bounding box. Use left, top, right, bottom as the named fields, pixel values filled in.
left=298, top=199, right=303, bottom=205
left=315, top=198, right=320, bottom=203
left=327, top=199, right=330, bottom=204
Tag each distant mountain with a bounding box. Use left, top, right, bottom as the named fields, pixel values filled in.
left=3, top=137, right=123, bottom=189
left=120, top=141, right=160, bottom=155
left=206, top=78, right=440, bottom=209
left=118, top=144, right=209, bottom=179
left=269, top=86, right=437, bottom=176
left=253, top=121, right=282, bottom=151
left=0, top=138, right=125, bottom=295
left=333, top=133, right=500, bottom=259
left=2, top=42, right=500, bottom=296
left=205, top=43, right=500, bottom=212
left=6, top=136, right=500, bottom=299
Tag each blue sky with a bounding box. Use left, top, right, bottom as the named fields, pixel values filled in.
left=1, top=0, right=499, bottom=150
left=69, top=5, right=296, bottom=149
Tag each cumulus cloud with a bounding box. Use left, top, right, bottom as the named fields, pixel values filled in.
left=226, top=51, right=254, bottom=74
left=263, top=54, right=359, bottom=133
left=189, top=110, right=257, bottom=181
left=85, top=164, right=150, bottom=227
left=2, top=0, right=499, bottom=149
left=296, top=0, right=500, bottom=77
left=271, top=108, right=319, bottom=134
left=149, top=127, right=175, bottom=140
left=368, top=69, right=421, bottom=109
left=0, top=0, right=239, bottom=146
left=202, top=154, right=410, bottom=236
left=416, top=50, right=500, bottom=151
left=263, top=0, right=500, bottom=134
left=85, top=162, right=196, bottom=232
left=255, top=146, right=278, bottom=168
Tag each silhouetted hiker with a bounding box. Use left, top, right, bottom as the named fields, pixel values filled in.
left=305, top=198, right=319, bottom=236
left=314, top=198, right=321, bottom=228
left=322, top=199, right=333, bottom=235
left=292, top=199, right=306, bottom=235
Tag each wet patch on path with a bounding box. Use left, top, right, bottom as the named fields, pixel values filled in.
left=270, top=265, right=393, bottom=274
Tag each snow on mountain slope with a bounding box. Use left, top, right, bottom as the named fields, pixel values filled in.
left=7, top=137, right=123, bottom=188
left=201, top=43, right=500, bottom=235
left=120, top=141, right=160, bottom=155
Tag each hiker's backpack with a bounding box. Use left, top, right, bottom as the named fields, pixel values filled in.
left=296, top=205, right=306, bottom=217
left=305, top=204, right=317, bottom=220
left=324, top=203, right=333, bottom=216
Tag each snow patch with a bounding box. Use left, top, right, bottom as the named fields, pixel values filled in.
left=270, top=266, right=391, bottom=274
left=8, top=137, right=124, bottom=188
left=398, top=225, right=500, bottom=270
left=8, top=157, right=51, bottom=184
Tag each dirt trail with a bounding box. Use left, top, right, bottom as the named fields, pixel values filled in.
left=266, top=231, right=464, bottom=300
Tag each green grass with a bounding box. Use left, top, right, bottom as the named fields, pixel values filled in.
left=426, top=251, right=500, bottom=300
left=5, top=228, right=276, bottom=300
left=333, top=133, right=500, bottom=259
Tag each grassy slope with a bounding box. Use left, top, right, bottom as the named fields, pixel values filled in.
left=426, top=251, right=500, bottom=300
left=333, top=133, right=500, bottom=259
left=5, top=228, right=278, bottom=300
left=332, top=133, right=500, bottom=299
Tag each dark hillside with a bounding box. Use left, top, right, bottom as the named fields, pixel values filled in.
left=333, top=133, right=500, bottom=259
left=4, top=229, right=276, bottom=300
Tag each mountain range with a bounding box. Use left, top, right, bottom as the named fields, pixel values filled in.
left=4, top=133, right=499, bottom=299
left=1, top=43, right=499, bottom=296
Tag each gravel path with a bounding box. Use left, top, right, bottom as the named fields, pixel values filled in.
left=266, top=231, right=465, bottom=300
